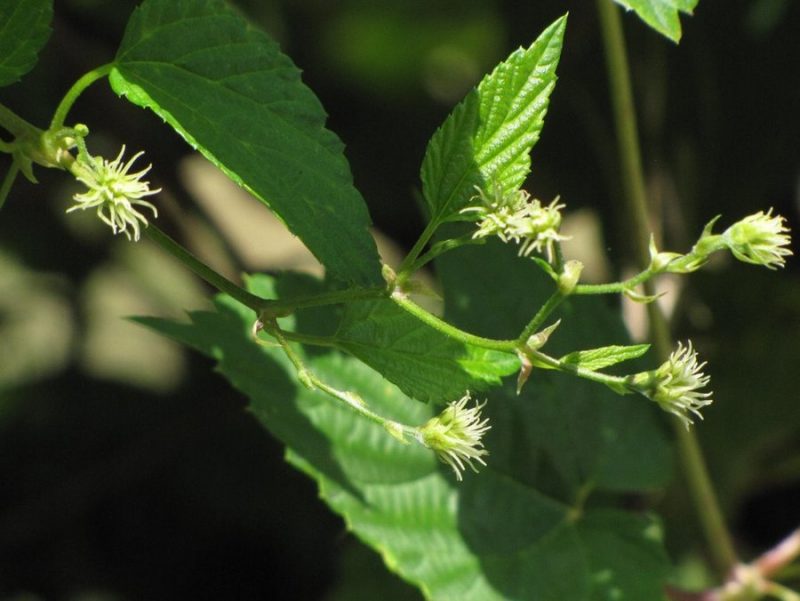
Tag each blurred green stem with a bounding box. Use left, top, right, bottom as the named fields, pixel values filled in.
left=596, top=0, right=738, bottom=576
left=50, top=64, right=113, bottom=130
left=0, top=163, right=19, bottom=211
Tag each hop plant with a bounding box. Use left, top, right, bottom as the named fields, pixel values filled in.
left=461, top=183, right=568, bottom=261
left=416, top=393, right=491, bottom=480
left=630, top=341, right=713, bottom=429
left=67, top=145, right=160, bottom=241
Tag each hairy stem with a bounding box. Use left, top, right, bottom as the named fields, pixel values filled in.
left=260, top=286, right=387, bottom=318
left=518, top=291, right=566, bottom=343
left=397, top=218, right=441, bottom=281
left=146, top=224, right=267, bottom=313
left=597, top=0, right=737, bottom=575
left=50, top=64, right=114, bottom=130
left=266, top=321, right=416, bottom=435
left=390, top=291, right=518, bottom=353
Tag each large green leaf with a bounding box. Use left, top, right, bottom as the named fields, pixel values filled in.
left=0, top=0, right=53, bottom=87
left=613, top=0, right=699, bottom=42
left=141, top=268, right=673, bottom=600
left=420, top=15, right=565, bottom=224
left=109, top=0, right=382, bottom=286
left=334, top=298, right=518, bottom=404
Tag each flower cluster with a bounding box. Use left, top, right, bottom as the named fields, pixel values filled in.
left=67, top=145, right=160, bottom=241
left=631, top=341, right=713, bottom=429
left=461, top=183, right=568, bottom=261
left=417, top=393, right=490, bottom=480
left=722, top=209, right=792, bottom=270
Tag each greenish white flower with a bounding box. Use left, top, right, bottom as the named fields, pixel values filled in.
left=417, top=393, right=490, bottom=480
left=461, top=183, right=568, bottom=261
left=722, top=209, right=792, bottom=269
left=631, top=341, right=712, bottom=429
left=67, top=145, right=160, bottom=241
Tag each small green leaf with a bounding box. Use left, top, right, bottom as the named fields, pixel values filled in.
left=0, top=0, right=53, bottom=87
left=109, top=0, right=382, bottom=286
left=613, top=0, right=699, bottom=42
left=560, top=344, right=650, bottom=371
left=334, top=298, right=518, bottom=403
left=420, top=15, right=566, bottom=225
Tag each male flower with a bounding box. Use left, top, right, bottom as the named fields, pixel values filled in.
left=630, top=341, right=713, bottom=429
left=722, top=209, right=792, bottom=270
left=417, top=393, right=490, bottom=480
left=461, top=183, right=568, bottom=261
left=67, top=145, right=160, bottom=241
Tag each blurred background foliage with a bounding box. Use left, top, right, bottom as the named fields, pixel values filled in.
left=0, top=0, right=798, bottom=598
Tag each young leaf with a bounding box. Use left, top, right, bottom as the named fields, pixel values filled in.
left=140, top=271, right=673, bottom=600
left=560, top=344, right=650, bottom=371
left=420, top=15, right=565, bottom=225
left=613, top=0, right=699, bottom=42
left=0, top=0, right=53, bottom=87
left=334, top=298, right=518, bottom=404
left=109, top=0, right=382, bottom=286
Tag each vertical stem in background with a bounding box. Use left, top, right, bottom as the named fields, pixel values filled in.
left=596, top=0, right=738, bottom=577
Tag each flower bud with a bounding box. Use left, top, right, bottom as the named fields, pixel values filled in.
left=648, top=235, right=683, bottom=273
left=557, top=260, right=583, bottom=295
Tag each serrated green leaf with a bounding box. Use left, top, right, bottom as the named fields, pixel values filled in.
left=560, top=344, right=650, bottom=371
left=140, top=268, right=672, bottom=600
left=420, top=15, right=566, bottom=224
left=334, top=298, right=518, bottom=404
left=0, top=0, right=53, bottom=87
left=613, top=0, right=699, bottom=42
left=109, top=0, right=381, bottom=286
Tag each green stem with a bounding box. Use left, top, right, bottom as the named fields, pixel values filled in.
left=530, top=349, right=629, bottom=390
left=408, top=234, right=484, bottom=274
left=145, top=224, right=268, bottom=313
left=0, top=103, right=39, bottom=138
left=397, top=218, right=441, bottom=281
left=518, top=291, right=566, bottom=343
left=261, top=286, right=387, bottom=317
left=50, top=64, right=114, bottom=130
left=0, top=163, right=20, bottom=211
left=575, top=267, right=654, bottom=295
left=267, top=321, right=416, bottom=435
left=390, top=291, right=518, bottom=353
left=597, top=0, right=737, bottom=576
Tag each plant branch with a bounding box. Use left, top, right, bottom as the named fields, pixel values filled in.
left=596, top=0, right=738, bottom=575
left=390, top=291, right=518, bottom=353
left=756, top=529, right=800, bottom=579
left=259, top=286, right=387, bottom=318
left=518, top=291, right=566, bottom=343
left=145, top=224, right=267, bottom=313
left=397, top=218, right=441, bottom=281
left=50, top=64, right=114, bottom=130
left=264, top=320, right=416, bottom=436
left=0, top=103, right=40, bottom=139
